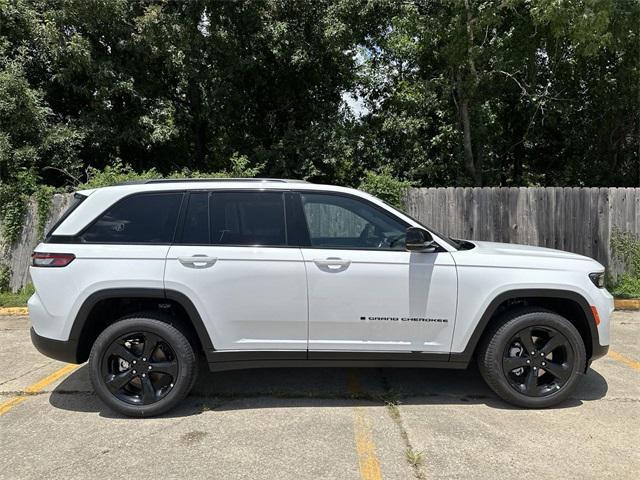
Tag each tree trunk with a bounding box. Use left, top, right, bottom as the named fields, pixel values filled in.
left=459, top=0, right=482, bottom=186
left=188, top=81, right=207, bottom=167
left=459, top=97, right=482, bottom=185
left=513, top=138, right=524, bottom=185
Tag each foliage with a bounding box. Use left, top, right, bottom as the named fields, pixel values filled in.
left=358, top=167, right=411, bottom=209
left=0, top=0, right=636, bottom=192
left=79, top=160, right=161, bottom=190
left=0, top=263, right=9, bottom=291
left=610, top=275, right=640, bottom=300
left=0, top=194, right=26, bottom=244
left=610, top=229, right=640, bottom=298
left=610, top=229, right=640, bottom=277
left=34, top=184, right=55, bottom=236
left=0, top=282, right=34, bottom=306
left=79, top=154, right=263, bottom=190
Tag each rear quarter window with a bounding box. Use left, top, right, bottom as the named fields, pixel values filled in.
left=45, top=193, right=87, bottom=240
left=79, top=192, right=183, bottom=244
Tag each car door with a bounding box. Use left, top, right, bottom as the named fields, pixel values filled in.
left=297, top=192, right=457, bottom=354
left=164, top=190, right=308, bottom=351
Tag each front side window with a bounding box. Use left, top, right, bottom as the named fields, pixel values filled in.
left=80, top=193, right=183, bottom=243
left=210, top=192, right=286, bottom=246
left=300, top=193, right=407, bottom=250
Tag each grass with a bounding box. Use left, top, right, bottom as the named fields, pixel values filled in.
left=0, top=284, right=34, bottom=307
left=405, top=448, right=426, bottom=469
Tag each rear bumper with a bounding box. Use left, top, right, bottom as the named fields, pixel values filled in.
left=30, top=327, right=80, bottom=364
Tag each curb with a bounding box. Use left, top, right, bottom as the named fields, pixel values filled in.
left=614, top=299, right=640, bottom=311
left=0, top=307, right=29, bottom=316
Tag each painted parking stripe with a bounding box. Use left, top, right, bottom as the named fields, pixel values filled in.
left=353, top=407, right=383, bottom=480
left=608, top=350, right=640, bottom=371
left=347, top=372, right=383, bottom=480
left=0, top=364, right=79, bottom=416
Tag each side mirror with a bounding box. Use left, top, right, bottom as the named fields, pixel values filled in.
left=405, top=227, right=436, bottom=252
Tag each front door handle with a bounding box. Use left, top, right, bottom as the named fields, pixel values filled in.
left=177, top=255, right=218, bottom=269
left=313, top=257, right=351, bottom=270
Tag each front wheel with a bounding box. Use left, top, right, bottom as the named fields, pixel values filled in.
left=89, top=317, right=198, bottom=417
left=477, top=309, right=586, bottom=408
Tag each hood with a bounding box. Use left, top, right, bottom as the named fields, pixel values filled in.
left=471, top=240, right=591, bottom=261
left=452, top=240, right=603, bottom=272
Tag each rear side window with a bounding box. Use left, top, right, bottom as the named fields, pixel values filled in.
left=210, top=192, right=286, bottom=246
left=80, top=193, right=183, bottom=243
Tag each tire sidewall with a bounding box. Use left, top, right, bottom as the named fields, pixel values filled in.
left=89, top=317, right=196, bottom=417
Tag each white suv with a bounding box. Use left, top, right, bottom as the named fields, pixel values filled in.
left=29, top=179, right=613, bottom=416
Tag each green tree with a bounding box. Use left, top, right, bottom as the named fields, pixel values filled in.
left=0, top=0, right=638, bottom=191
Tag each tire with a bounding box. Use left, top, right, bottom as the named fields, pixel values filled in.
left=89, top=316, right=198, bottom=417
left=477, top=308, right=586, bottom=408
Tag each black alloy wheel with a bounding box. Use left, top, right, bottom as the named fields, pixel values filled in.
left=102, top=331, right=178, bottom=405
left=502, top=326, right=574, bottom=397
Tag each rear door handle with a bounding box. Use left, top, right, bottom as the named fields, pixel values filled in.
left=177, top=255, right=218, bottom=269
left=313, top=257, right=351, bottom=270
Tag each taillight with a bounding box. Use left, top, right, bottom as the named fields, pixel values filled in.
left=31, top=252, right=75, bottom=267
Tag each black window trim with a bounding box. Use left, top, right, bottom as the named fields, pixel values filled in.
left=45, top=187, right=451, bottom=251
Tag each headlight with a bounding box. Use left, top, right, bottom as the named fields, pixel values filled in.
left=589, top=272, right=605, bottom=288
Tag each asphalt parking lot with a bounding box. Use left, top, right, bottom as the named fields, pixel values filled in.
left=1, top=312, right=638, bottom=480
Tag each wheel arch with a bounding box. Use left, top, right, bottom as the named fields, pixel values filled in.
left=70, top=288, right=214, bottom=363
left=450, top=289, right=599, bottom=366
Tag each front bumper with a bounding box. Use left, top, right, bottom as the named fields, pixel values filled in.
left=30, top=327, right=81, bottom=364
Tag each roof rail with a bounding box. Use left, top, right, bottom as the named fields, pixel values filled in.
left=118, top=178, right=308, bottom=186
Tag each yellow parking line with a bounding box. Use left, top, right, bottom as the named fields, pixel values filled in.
left=608, top=350, right=640, bottom=371
left=353, top=407, right=383, bottom=480
left=0, top=397, right=28, bottom=416
left=347, top=372, right=383, bottom=480
left=0, top=364, right=79, bottom=416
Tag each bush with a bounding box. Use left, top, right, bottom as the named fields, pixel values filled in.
left=610, top=275, right=640, bottom=299
left=610, top=229, right=640, bottom=299
left=358, top=167, right=412, bottom=209
left=80, top=154, right=262, bottom=190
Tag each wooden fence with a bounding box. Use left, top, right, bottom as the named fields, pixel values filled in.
left=405, top=187, right=639, bottom=277
left=0, top=188, right=638, bottom=291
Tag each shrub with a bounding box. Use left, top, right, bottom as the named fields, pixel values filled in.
left=80, top=154, right=263, bottom=189
left=610, top=275, right=640, bottom=299
left=358, top=167, right=412, bottom=209
left=79, top=160, right=161, bottom=189
left=610, top=229, right=640, bottom=299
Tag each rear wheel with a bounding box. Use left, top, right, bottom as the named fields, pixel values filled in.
left=89, top=317, right=197, bottom=417
left=477, top=309, right=586, bottom=408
